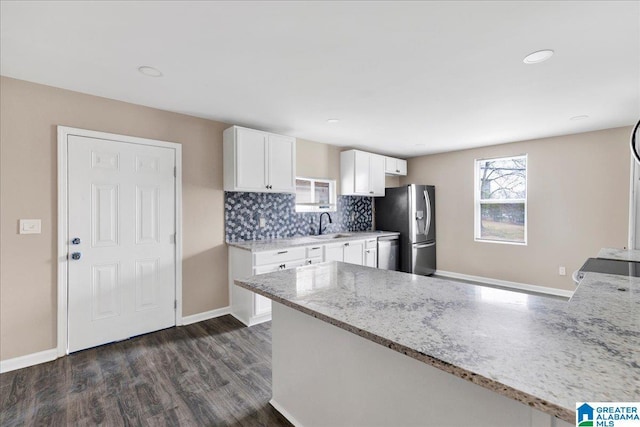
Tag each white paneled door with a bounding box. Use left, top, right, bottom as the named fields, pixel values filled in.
left=67, top=135, right=176, bottom=353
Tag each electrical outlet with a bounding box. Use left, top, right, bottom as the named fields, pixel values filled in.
left=558, top=266, right=566, bottom=276
left=259, top=216, right=266, bottom=228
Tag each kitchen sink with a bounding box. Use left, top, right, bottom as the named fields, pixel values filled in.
left=312, top=233, right=353, bottom=239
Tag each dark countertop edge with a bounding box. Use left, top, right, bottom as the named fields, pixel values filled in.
left=233, top=278, right=574, bottom=423
left=227, top=231, right=401, bottom=252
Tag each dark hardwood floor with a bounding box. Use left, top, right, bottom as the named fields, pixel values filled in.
left=0, top=316, right=292, bottom=427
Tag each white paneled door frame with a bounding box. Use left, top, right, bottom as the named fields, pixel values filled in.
left=57, top=126, right=183, bottom=357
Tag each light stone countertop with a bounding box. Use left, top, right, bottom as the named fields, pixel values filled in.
left=597, top=247, right=640, bottom=262
left=235, top=262, right=640, bottom=424
left=227, top=230, right=400, bottom=252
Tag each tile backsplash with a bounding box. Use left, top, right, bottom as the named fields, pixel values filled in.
left=224, top=192, right=372, bottom=242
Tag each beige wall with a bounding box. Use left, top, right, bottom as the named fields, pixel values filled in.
left=401, top=127, right=631, bottom=290
left=296, top=138, right=341, bottom=185
left=0, top=76, right=230, bottom=360
left=0, top=77, right=350, bottom=361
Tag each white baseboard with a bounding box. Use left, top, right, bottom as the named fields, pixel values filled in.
left=435, top=270, right=574, bottom=298
left=181, top=306, right=231, bottom=326
left=270, top=398, right=303, bottom=427
left=0, top=348, right=57, bottom=374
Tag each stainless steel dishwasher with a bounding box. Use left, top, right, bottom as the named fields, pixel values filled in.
left=377, top=235, right=399, bottom=271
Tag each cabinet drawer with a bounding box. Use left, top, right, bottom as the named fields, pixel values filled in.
left=306, top=245, right=323, bottom=259
left=254, top=259, right=306, bottom=275
left=254, top=247, right=305, bottom=266
left=304, top=257, right=323, bottom=266
left=365, top=238, right=377, bottom=249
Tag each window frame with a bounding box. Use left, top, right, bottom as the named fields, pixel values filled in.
left=474, top=154, right=528, bottom=245
left=295, top=177, right=337, bottom=213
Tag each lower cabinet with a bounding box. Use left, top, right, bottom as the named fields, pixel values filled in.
left=324, top=240, right=365, bottom=265
left=229, top=237, right=388, bottom=326
left=229, top=245, right=322, bottom=326
left=364, top=238, right=377, bottom=268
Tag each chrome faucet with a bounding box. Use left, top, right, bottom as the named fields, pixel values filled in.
left=318, top=212, right=332, bottom=235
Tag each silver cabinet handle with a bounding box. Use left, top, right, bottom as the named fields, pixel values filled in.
left=71, top=252, right=82, bottom=260
left=279, top=264, right=286, bottom=270
left=344, top=242, right=350, bottom=246
left=277, top=250, right=288, bottom=254
left=71, top=237, right=81, bottom=245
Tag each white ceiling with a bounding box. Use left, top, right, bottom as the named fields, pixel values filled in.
left=1, top=1, right=638, bottom=157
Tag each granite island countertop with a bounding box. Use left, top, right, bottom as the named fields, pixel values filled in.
left=598, top=247, right=640, bottom=262
left=235, top=262, right=640, bottom=423
left=227, top=230, right=400, bottom=252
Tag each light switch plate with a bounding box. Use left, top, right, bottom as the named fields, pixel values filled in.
left=19, top=219, right=41, bottom=234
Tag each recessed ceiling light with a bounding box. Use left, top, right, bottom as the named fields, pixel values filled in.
left=327, top=119, right=340, bottom=123
left=523, top=50, right=554, bottom=64
left=138, top=66, right=163, bottom=77
left=570, top=115, right=589, bottom=121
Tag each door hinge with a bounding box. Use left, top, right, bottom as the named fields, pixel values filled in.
left=174, top=300, right=177, bottom=309
left=174, top=167, right=176, bottom=177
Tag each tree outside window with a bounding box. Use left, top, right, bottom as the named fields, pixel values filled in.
left=475, top=155, right=527, bottom=244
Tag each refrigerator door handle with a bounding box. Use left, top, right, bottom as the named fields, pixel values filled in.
left=424, top=190, right=432, bottom=238
left=414, top=241, right=436, bottom=249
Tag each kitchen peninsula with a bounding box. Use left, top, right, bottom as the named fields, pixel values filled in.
left=235, top=261, right=639, bottom=427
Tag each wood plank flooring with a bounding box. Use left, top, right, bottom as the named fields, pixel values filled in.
left=0, top=316, right=292, bottom=427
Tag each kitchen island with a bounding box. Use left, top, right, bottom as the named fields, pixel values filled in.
left=235, top=261, right=639, bottom=427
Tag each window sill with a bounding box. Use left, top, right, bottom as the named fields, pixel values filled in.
left=474, top=238, right=527, bottom=246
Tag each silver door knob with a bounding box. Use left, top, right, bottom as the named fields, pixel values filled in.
left=71, top=237, right=81, bottom=245
left=71, top=252, right=82, bottom=260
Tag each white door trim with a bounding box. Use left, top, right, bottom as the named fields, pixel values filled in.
left=57, top=126, right=183, bottom=357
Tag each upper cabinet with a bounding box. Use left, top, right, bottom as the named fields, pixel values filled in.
left=223, top=126, right=296, bottom=193
left=384, top=156, right=407, bottom=176
left=341, top=150, right=385, bottom=196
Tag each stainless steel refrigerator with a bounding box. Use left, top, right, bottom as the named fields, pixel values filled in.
left=374, top=185, right=436, bottom=275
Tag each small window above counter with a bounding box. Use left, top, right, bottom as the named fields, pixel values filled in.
left=295, top=177, right=337, bottom=212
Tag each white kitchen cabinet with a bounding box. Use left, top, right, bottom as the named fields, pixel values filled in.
left=384, top=156, right=407, bottom=176
left=223, top=126, right=296, bottom=193
left=324, top=240, right=365, bottom=265
left=364, top=238, right=378, bottom=268
left=341, top=150, right=385, bottom=196
left=229, top=246, right=307, bottom=326
left=324, top=242, right=344, bottom=262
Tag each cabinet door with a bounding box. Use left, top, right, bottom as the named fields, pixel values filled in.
left=236, top=128, right=268, bottom=191
left=369, top=154, right=386, bottom=196
left=354, top=151, right=371, bottom=194
left=255, top=293, right=272, bottom=316
left=397, top=159, right=407, bottom=176
left=268, top=134, right=296, bottom=192
left=324, top=243, right=344, bottom=262
left=384, top=157, right=397, bottom=174
left=343, top=240, right=365, bottom=265
left=364, top=248, right=377, bottom=268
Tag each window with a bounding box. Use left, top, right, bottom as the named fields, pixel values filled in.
left=295, top=177, right=337, bottom=212
left=474, top=155, right=527, bottom=244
